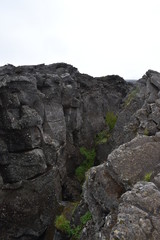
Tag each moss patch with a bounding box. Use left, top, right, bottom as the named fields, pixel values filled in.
left=95, top=130, right=110, bottom=145
left=124, top=87, right=139, bottom=107
left=55, top=214, right=72, bottom=236
left=80, top=211, right=92, bottom=225
left=105, top=111, right=117, bottom=131
left=55, top=210, right=92, bottom=239
left=75, top=147, right=96, bottom=183
left=144, top=128, right=149, bottom=136
left=144, top=172, right=152, bottom=182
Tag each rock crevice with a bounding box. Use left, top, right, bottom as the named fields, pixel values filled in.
left=1, top=64, right=160, bottom=240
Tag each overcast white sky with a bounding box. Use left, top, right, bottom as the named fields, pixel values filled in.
left=0, top=0, right=160, bottom=79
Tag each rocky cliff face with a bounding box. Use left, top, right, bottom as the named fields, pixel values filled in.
left=0, top=63, right=130, bottom=240
left=82, top=70, right=160, bottom=240
left=0, top=64, right=160, bottom=240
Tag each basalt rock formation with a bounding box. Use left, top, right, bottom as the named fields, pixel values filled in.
left=0, top=64, right=160, bottom=240
left=0, top=63, right=130, bottom=240
left=82, top=70, right=160, bottom=240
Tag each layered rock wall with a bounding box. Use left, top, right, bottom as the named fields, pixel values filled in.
left=82, top=70, right=160, bottom=240
left=1, top=63, right=160, bottom=240
left=0, top=63, right=130, bottom=239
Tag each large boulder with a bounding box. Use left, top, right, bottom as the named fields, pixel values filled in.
left=82, top=135, right=160, bottom=240
left=110, top=182, right=160, bottom=240
left=83, top=164, right=124, bottom=228
left=107, top=135, right=160, bottom=189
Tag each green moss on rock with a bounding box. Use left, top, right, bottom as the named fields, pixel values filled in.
left=95, top=130, right=110, bottom=145
left=105, top=111, right=117, bottom=131
left=75, top=147, right=96, bottom=183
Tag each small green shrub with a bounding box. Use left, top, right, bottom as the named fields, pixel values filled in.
left=75, top=165, right=86, bottom=183
left=124, top=87, right=139, bottom=107
left=79, top=147, right=96, bottom=162
left=95, top=130, right=110, bottom=145
left=55, top=214, right=72, bottom=236
left=55, top=211, right=92, bottom=239
left=71, top=225, right=82, bottom=239
left=75, top=147, right=96, bottom=183
left=73, top=211, right=92, bottom=239
left=144, top=172, right=152, bottom=182
left=80, top=211, right=92, bottom=225
left=105, top=111, right=117, bottom=131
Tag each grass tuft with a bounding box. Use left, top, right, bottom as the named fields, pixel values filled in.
left=95, top=130, right=110, bottom=145
left=80, top=211, right=92, bottom=225
left=55, top=215, right=72, bottom=236
left=144, top=172, right=152, bottom=182
left=55, top=211, right=92, bottom=239
left=124, top=87, right=139, bottom=107
left=105, top=111, right=117, bottom=131
left=75, top=147, right=96, bottom=183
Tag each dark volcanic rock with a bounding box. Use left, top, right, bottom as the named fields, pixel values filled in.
left=1, top=149, right=47, bottom=183
left=110, top=182, right=160, bottom=240
left=1, top=63, right=160, bottom=240
left=0, top=169, right=57, bottom=240
left=0, top=63, right=130, bottom=239
left=81, top=69, right=160, bottom=240
left=83, top=165, right=124, bottom=227
left=107, top=135, right=160, bottom=189
left=82, top=136, right=160, bottom=240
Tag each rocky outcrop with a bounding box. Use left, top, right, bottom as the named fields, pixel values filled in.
left=82, top=135, right=160, bottom=239
left=82, top=70, right=160, bottom=240
left=107, top=135, right=160, bottom=189
left=112, top=70, right=160, bottom=146
left=0, top=170, right=57, bottom=240
left=110, top=182, right=160, bottom=240
left=1, top=63, right=160, bottom=240
left=0, top=63, right=130, bottom=239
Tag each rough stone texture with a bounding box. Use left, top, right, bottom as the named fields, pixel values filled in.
left=83, top=165, right=124, bottom=228
left=80, top=69, right=160, bottom=240
left=1, top=149, right=47, bottom=183
left=0, top=63, right=130, bottom=239
left=107, top=135, right=160, bottom=189
left=110, top=182, right=160, bottom=240
left=0, top=169, right=58, bottom=240
left=1, top=63, right=160, bottom=240
left=83, top=135, right=160, bottom=239
left=68, top=69, right=160, bottom=240
left=96, top=69, right=160, bottom=163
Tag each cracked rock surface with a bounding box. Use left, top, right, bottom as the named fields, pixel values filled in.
left=81, top=70, right=160, bottom=240
left=110, top=182, right=160, bottom=240
left=0, top=63, right=130, bottom=239
left=1, top=63, right=160, bottom=240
